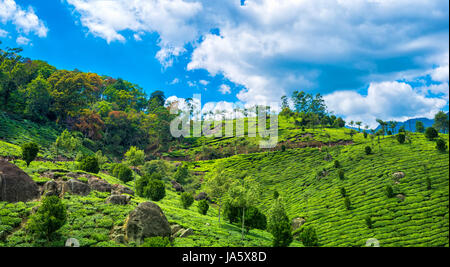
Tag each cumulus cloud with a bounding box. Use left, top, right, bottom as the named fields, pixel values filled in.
left=0, top=28, right=7, bottom=37
left=16, top=35, right=31, bottom=45
left=0, top=0, right=48, bottom=37
left=324, top=81, right=447, bottom=128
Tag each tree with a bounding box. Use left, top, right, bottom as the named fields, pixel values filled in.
left=344, top=197, right=351, bottom=210
left=124, top=146, right=145, bottom=167
left=425, top=127, right=439, bottom=140
left=365, top=216, right=373, bottom=229
left=198, top=199, right=209, bottom=215
left=21, top=142, right=39, bottom=167
left=385, top=185, right=394, bottom=198
left=226, top=175, right=260, bottom=240
left=74, top=109, right=104, bottom=140
left=53, top=130, right=81, bottom=155
left=174, top=163, right=190, bottom=184
left=389, top=121, right=398, bottom=135
left=180, top=192, right=194, bottom=209
left=433, top=111, right=449, bottom=134
left=113, top=163, right=133, bottom=183
left=267, top=198, right=293, bottom=247
left=365, top=146, right=372, bottom=155
left=205, top=166, right=232, bottom=226
left=145, top=178, right=166, bottom=201
left=299, top=226, right=319, bottom=247
left=338, top=169, right=345, bottom=180
left=27, top=196, right=67, bottom=241
left=397, top=133, right=406, bottom=144
left=376, top=119, right=387, bottom=138
left=436, top=138, right=447, bottom=152
left=78, top=155, right=100, bottom=174
left=24, top=75, right=52, bottom=122
left=415, top=121, right=425, bottom=133
left=355, top=121, right=362, bottom=132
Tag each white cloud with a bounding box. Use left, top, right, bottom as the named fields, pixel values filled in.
left=199, top=80, right=209, bottom=86
left=169, top=78, right=180, bottom=85
left=0, top=28, right=7, bottom=37
left=324, top=81, right=447, bottom=128
left=0, top=0, right=48, bottom=37
left=219, top=84, right=231, bottom=95
left=16, top=35, right=30, bottom=45
left=431, top=65, right=449, bottom=83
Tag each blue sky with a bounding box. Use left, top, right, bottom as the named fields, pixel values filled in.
left=0, top=0, right=448, bottom=127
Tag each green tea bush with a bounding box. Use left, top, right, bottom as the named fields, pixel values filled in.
left=333, top=160, right=341, bottom=168
left=180, top=192, right=194, bottom=209
left=365, top=146, right=372, bottom=155
left=344, top=197, right=351, bottom=210
left=140, top=237, right=172, bottom=247
left=112, top=163, right=133, bottom=183
left=385, top=185, right=394, bottom=198
left=338, top=169, right=345, bottom=180
left=340, top=187, right=346, bottom=198
left=365, top=216, right=373, bottom=229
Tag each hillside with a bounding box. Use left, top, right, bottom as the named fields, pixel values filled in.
left=1, top=115, right=448, bottom=247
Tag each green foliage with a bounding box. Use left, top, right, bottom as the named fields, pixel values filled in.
left=397, top=133, right=406, bottom=144
left=140, top=237, right=172, bottom=247
left=112, top=163, right=133, bottom=183
left=436, top=138, right=447, bottom=152
left=146, top=179, right=166, bottom=201
left=340, top=187, right=347, bottom=198
left=338, top=169, right=345, bottom=180
left=426, top=177, right=432, bottom=190
left=365, top=146, right=372, bottom=155
left=298, top=226, right=319, bottom=247
left=385, top=185, right=394, bottom=198
left=365, top=216, right=373, bottom=229
left=21, top=142, right=39, bottom=166
left=27, top=196, right=67, bottom=240
left=333, top=160, right=341, bottom=168
left=267, top=199, right=293, bottom=247
left=124, top=146, right=145, bottom=167
left=344, top=196, right=351, bottom=210
left=425, top=127, right=439, bottom=140
left=197, top=199, right=209, bottom=215
left=433, top=111, right=449, bottom=134
left=180, top=192, right=194, bottom=209
left=78, top=155, right=100, bottom=174
left=142, top=160, right=171, bottom=178
left=174, top=164, right=190, bottom=184
left=415, top=121, right=425, bottom=133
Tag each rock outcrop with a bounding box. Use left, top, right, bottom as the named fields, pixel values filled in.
left=124, top=202, right=171, bottom=245
left=88, top=177, right=112, bottom=193
left=63, top=179, right=91, bottom=196
left=106, top=194, right=131, bottom=205
left=0, top=161, right=40, bottom=202
left=292, top=217, right=307, bottom=231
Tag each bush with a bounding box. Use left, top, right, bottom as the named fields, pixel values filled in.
left=436, top=139, right=447, bottom=152
left=425, top=127, right=439, bottom=140
left=299, top=226, right=319, bottom=247
left=281, top=145, right=286, bottom=152
left=363, top=131, right=368, bottom=139
left=78, top=155, right=100, bottom=174
left=333, top=160, right=341, bottom=169
left=180, top=192, right=194, bottom=209
left=113, top=163, right=133, bottom=183
left=338, top=169, right=345, bottom=180
left=21, top=142, right=39, bottom=167
left=344, top=197, right=351, bottom=210
left=426, top=178, right=432, bottom=190
left=365, top=146, right=372, bottom=155
left=27, top=196, right=67, bottom=240
left=365, top=216, right=373, bottom=229
left=198, top=199, right=209, bottom=215
left=340, top=187, right=346, bottom=198
left=124, top=146, right=145, bottom=167
left=174, top=164, right=190, bottom=184
left=267, top=199, right=292, bottom=247
left=146, top=179, right=166, bottom=201
left=397, top=133, right=406, bottom=144
left=142, top=160, right=170, bottom=178
left=140, top=237, right=172, bottom=247
left=385, top=185, right=394, bottom=198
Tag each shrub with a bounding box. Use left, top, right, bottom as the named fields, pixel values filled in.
left=338, top=169, right=345, bottom=180
left=281, top=145, right=286, bottom=152
left=340, top=187, right=346, bottom=198
left=426, top=178, right=432, bottom=190
left=124, top=146, right=145, bottom=167
left=365, top=146, right=372, bottom=155
left=113, top=163, right=133, bottom=183
left=365, top=216, right=373, bottom=229
left=78, top=155, right=100, bottom=174
left=142, top=160, right=169, bottom=178
left=344, top=197, right=351, bottom=210
left=146, top=179, right=166, bottom=201
left=436, top=139, right=447, bottom=152
left=180, top=192, right=194, bottom=209
left=385, top=185, right=394, bottom=198
left=416, top=121, right=425, bottom=133
left=425, top=127, right=439, bottom=140
left=396, top=133, right=406, bottom=144
left=333, top=160, right=341, bottom=169
left=198, top=199, right=209, bottom=215
left=174, top=164, right=190, bottom=184
left=21, top=142, right=39, bottom=167
left=140, top=237, right=172, bottom=247
left=27, top=196, right=67, bottom=240
left=363, top=131, right=368, bottom=139
left=273, top=190, right=280, bottom=199
left=267, top=199, right=292, bottom=247
left=299, top=226, right=319, bottom=247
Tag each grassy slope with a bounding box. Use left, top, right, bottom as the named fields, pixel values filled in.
left=1, top=116, right=449, bottom=247
left=193, top=132, right=449, bottom=247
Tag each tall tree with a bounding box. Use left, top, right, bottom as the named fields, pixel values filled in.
left=206, top=166, right=232, bottom=226
left=433, top=111, right=449, bottom=134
